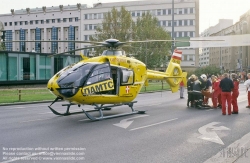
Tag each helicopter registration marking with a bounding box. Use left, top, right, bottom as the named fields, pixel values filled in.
left=82, top=79, right=114, bottom=95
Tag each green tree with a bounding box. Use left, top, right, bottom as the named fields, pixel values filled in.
left=190, top=66, right=221, bottom=77
left=131, top=12, right=171, bottom=68
left=90, top=6, right=134, bottom=54
left=0, top=42, right=5, bottom=51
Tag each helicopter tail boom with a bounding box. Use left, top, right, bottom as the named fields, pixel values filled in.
left=146, top=49, right=186, bottom=93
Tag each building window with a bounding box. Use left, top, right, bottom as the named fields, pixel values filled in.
left=157, top=9, right=161, bottom=15
left=131, top=11, right=135, bottom=17
left=190, top=20, right=193, bottom=26
left=5, top=30, right=13, bottom=51
left=168, top=9, right=171, bottom=15
left=178, top=9, right=182, bottom=14
left=4, top=22, right=7, bottom=26
left=163, top=9, right=166, bottom=15
left=168, top=21, right=171, bottom=27
left=46, top=19, right=49, bottom=24
left=179, top=20, right=182, bottom=26
left=41, top=20, right=44, bottom=24
left=190, top=8, right=194, bottom=14
left=184, top=31, right=188, bottom=37
left=89, top=24, right=92, bottom=30
left=9, top=22, right=12, bottom=26
left=75, top=17, right=78, bottom=22
left=25, top=21, right=28, bottom=25
left=63, top=18, right=67, bottom=22
left=190, top=31, right=194, bottom=37
left=179, top=32, right=182, bottom=37
left=35, top=20, right=39, bottom=24
left=136, top=11, right=140, bottom=17
left=184, top=8, right=188, bottom=14
left=84, top=14, right=88, bottom=19
left=51, top=27, right=58, bottom=53
left=84, top=35, right=89, bottom=41
left=162, top=21, right=166, bottom=26
left=85, top=24, right=88, bottom=30
left=69, top=18, right=72, bottom=22
left=52, top=19, right=55, bottom=23
left=57, top=19, right=61, bottom=23
left=20, top=29, right=25, bottom=52
left=68, top=25, right=75, bottom=54
left=89, top=14, right=92, bottom=19
left=98, top=13, right=102, bottom=19
left=94, top=14, right=97, bottom=19
left=35, top=28, right=41, bottom=52
left=184, top=20, right=188, bottom=26
left=30, top=21, right=33, bottom=25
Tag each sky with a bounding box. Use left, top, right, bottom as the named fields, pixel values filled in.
left=0, top=0, right=250, bottom=33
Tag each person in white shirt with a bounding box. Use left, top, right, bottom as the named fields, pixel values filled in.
left=243, top=73, right=250, bottom=108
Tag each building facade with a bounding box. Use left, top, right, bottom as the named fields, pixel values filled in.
left=209, top=9, right=250, bottom=72
left=199, top=19, right=233, bottom=67
left=0, top=4, right=86, bottom=54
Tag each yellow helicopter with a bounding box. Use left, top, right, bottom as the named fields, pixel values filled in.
left=46, top=38, right=187, bottom=120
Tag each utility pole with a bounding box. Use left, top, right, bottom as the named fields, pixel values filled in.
left=171, top=0, right=174, bottom=54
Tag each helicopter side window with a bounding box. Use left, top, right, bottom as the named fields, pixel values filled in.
left=121, top=69, right=134, bottom=85
left=86, top=63, right=111, bottom=85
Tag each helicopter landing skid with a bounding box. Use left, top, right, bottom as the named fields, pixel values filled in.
left=83, top=101, right=146, bottom=121
left=48, top=97, right=96, bottom=116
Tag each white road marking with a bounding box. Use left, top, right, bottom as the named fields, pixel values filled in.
left=0, top=152, right=45, bottom=163
left=113, top=115, right=149, bottom=129
left=204, top=132, right=250, bottom=163
left=20, top=118, right=53, bottom=123
left=198, top=122, right=230, bottom=145
left=130, top=118, right=178, bottom=131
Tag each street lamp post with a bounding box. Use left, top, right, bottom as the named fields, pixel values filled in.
left=171, top=0, right=174, bottom=54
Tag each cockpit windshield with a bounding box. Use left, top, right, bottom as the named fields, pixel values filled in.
left=101, top=50, right=125, bottom=56
left=57, top=63, right=97, bottom=88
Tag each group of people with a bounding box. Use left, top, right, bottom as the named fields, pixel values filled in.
left=181, top=72, right=243, bottom=115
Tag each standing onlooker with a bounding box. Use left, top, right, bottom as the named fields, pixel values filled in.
left=219, top=73, right=234, bottom=115
left=180, top=80, right=185, bottom=99
left=231, top=73, right=239, bottom=114
left=211, top=75, right=220, bottom=108
left=244, top=73, right=250, bottom=108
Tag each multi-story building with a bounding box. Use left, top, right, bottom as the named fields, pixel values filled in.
left=82, top=0, right=200, bottom=70
left=209, top=9, right=250, bottom=72
left=0, top=4, right=86, bottom=54
left=199, top=19, right=233, bottom=67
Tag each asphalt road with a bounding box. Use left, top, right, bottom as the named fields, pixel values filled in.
left=0, top=84, right=250, bottom=163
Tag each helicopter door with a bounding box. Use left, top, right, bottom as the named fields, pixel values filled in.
left=111, top=67, right=120, bottom=95
left=83, top=63, right=114, bottom=95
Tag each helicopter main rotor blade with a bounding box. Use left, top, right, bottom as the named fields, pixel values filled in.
left=49, top=45, right=104, bottom=57
left=127, top=39, right=224, bottom=43
left=3, top=40, right=104, bottom=44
